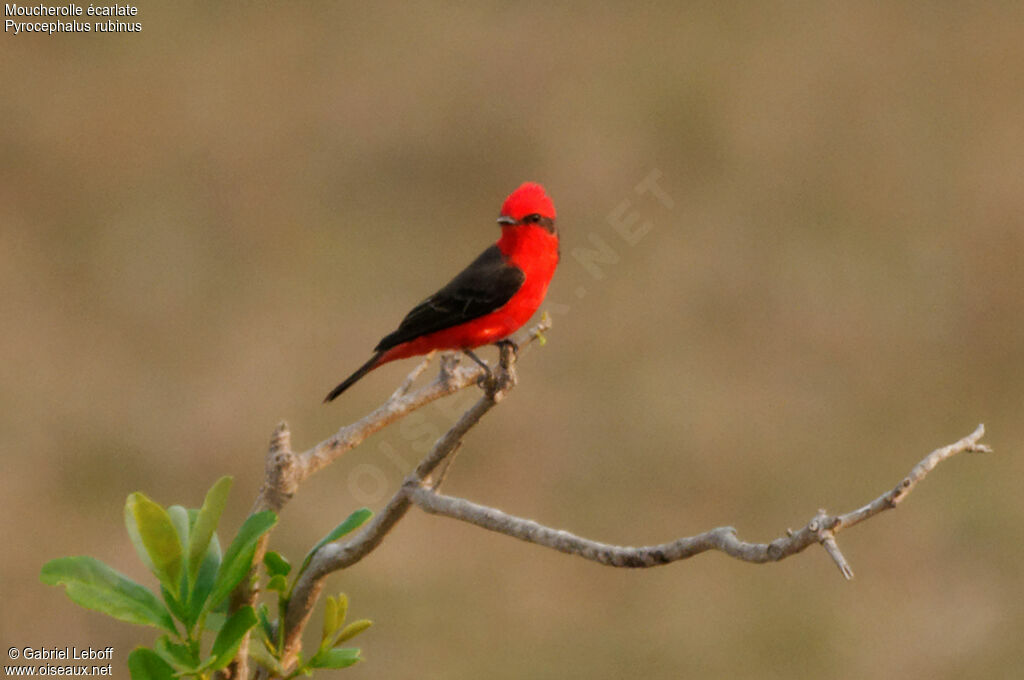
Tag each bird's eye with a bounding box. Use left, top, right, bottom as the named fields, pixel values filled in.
left=525, top=213, right=542, bottom=223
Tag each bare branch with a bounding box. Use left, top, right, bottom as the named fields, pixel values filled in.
left=229, top=311, right=989, bottom=679
left=833, top=423, right=991, bottom=529
left=819, top=529, right=854, bottom=580
left=250, top=317, right=551, bottom=517
left=226, top=321, right=547, bottom=679
left=256, top=422, right=298, bottom=513
left=407, top=424, right=990, bottom=573
left=389, top=352, right=435, bottom=400
left=276, top=342, right=522, bottom=673
left=222, top=423, right=295, bottom=680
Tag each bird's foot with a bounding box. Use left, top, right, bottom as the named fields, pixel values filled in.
left=495, top=339, right=520, bottom=381
left=493, top=337, right=516, bottom=356
left=462, top=349, right=493, bottom=387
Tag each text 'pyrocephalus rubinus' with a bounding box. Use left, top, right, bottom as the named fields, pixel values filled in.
left=325, top=182, right=559, bottom=401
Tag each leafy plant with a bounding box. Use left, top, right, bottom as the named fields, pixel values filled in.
left=249, top=509, right=374, bottom=677
left=40, top=477, right=373, bottom=679
left=42, top=476, right=274, bottom=678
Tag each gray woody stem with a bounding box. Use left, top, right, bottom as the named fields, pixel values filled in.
left=232, top=310, right=990, bottom=679
left=407, top=423, right=990, bottom=577
left=277, top=342, right=521, bottom=672
left=255, top=315, right=549, bottom=516
left=226, top=320, right=549, bottom=680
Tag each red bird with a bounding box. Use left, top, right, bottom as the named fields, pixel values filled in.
left=325, top=182, right=559, bottom=401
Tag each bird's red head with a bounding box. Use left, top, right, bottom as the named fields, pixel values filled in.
left=498, top=182, right=557, bottom=226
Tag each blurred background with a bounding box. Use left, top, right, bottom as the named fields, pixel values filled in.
left=3, top=3, right=1022, bottom=678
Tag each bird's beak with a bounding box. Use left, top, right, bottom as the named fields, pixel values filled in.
left=497, top=216, right=517, bottom=226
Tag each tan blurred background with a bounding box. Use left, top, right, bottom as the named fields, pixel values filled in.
left=3, top=2, right=1023, bottom=678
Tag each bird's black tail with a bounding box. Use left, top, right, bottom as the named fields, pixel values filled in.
left=324, top=352, right=384, bottom=402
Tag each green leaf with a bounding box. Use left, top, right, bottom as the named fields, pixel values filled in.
left=249, top=641, right=284, bottom=676
left=208, top=606, right=258, bottom=671
left=125, top=492, right=184, bottom=592
left=160, top=584, right=187, bottom=624
left=128, top=647, right=176, bottom=680
left=41, top=556, right=175, bottom=633
left=266, top=574, right=288, bottom=594
left=188, top=476, right=233, bottom=582
left=334, top=619, right=372, bottom=645
left=185, top=533, right=222, bottom=627
left=168, top=505, right=190, bottom=548
left=153, top=636, right=197, bottom=672
left=299, top=509, right=373, bottom=576
left=204, top=611, right=226, bottom=633
left=256, top=604, right=275, bottom=648
left=322, top=596, right=339, bottom=645
left=168, top=505, right=191, bottom=602
left=334, top=593, right=348, bottom=629
left=208, top=510, right=277, bottom=609
left=125, top=504, right=156, bottom=575
left=309, top=647, right=362, bottom=669
left=263, top=550, right=291, bottom=577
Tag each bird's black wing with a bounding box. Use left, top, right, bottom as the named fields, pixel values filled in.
left=375, top=244, right=525, bottom=352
